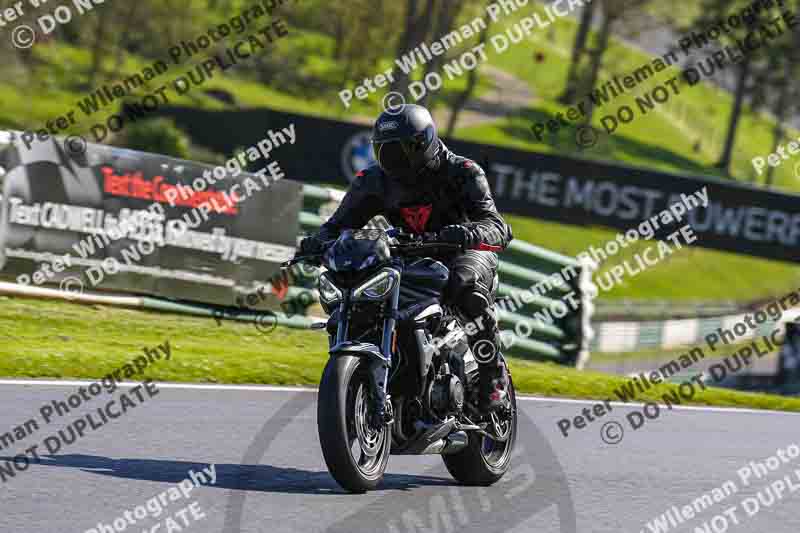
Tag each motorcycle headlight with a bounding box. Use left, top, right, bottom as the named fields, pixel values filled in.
left=318, top=272, right=342, bottom=306
left=353, top=268, right=399, bottom=301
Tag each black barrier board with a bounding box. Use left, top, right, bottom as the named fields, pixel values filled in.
left=0, top=134, right=302, bottom=306
left=156, top=106, right=800, bottom=263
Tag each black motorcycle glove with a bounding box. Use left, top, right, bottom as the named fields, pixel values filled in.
left=439, top=224, right=477, bottom=249
left=299, top=235, right=325, bottom=255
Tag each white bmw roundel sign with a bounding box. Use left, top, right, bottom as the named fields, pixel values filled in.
left=341, top=130, right=377, bottom=183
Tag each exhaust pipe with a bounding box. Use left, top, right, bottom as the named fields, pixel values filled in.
left=419, top=431, right=468, bottom=455
left=397, top=421, right=469, bottom=455
left=441, top=431, right=468, bottom=455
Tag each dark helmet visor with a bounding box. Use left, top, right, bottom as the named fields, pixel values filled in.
left=373, top=133, right=429, bottom=179
left=374, top=140, right=412, bottom=176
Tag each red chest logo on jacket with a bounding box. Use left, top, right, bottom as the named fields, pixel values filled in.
left=400, top=204, right=433, bottom=234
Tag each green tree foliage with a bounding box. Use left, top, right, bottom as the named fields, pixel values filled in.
left=121, top=118, right=191, bottom=159
left=683, top=0, right=793, bottom=174
left=572, top=0, right=654, bottom=126
left=747, top=0, right=800, bottom=186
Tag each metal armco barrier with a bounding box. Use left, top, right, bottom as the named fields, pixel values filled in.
left=300, top=185, right=596, bottom=368
left=592, top=309, right=800, bottom=353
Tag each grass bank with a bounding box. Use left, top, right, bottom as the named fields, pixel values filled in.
left=2, top=296, right=799, bottom=413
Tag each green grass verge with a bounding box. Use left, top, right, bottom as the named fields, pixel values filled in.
left=509, top=357, right=800, bottom=412
left=2, top=296, right=799, bottom=413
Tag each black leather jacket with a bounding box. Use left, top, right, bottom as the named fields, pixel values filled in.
left=318, top=143, right=513, bottom=250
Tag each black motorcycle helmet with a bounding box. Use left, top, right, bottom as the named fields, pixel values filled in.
left=371, top=104, right=440, bottom=182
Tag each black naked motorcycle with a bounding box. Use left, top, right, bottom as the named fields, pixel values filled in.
left=283, top=228, right=517, bottom=493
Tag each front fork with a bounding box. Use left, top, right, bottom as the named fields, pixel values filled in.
left=372, top=279, right=400, bottom=426
left=334, top=281, right=400, bottom=428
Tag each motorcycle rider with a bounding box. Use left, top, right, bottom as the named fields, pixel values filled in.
left=300, top=104, right=513, bottom=414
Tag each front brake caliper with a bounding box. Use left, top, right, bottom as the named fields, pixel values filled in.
left=368, top=359, right=392, bottom=428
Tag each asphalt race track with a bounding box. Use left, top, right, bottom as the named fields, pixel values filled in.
left=2, top=380, right=800, bottom=533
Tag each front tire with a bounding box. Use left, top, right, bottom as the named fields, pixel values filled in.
left=317, top=355, right=391, bottom=493
left=442, top=376, right=517, bottom=486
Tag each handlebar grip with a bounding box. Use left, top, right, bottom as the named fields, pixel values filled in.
left=282, top=255, right=320, bottom=268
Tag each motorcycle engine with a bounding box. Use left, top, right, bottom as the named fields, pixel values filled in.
left=428, top=374, right=464, bottom=418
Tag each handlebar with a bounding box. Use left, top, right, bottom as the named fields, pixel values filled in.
left=392, top=230, right=501, bottom=252
left=389, top=240, right=463, bottom=255
left=391, top=234, right=502, bottom=253
left=283, top=230, right=501, bottom=268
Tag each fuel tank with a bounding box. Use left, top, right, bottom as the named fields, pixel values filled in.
left=399, top=257, right=449, bottom=306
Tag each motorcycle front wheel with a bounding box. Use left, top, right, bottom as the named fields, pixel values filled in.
left=317, top=355, right=391, bottom=493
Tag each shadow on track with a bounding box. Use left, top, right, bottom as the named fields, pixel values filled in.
left=0, top=453, right=454, bottom=494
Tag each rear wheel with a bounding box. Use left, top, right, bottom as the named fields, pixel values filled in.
left=317, top=356, right=391, bottom=493
left=442, top=375, right=517, bottom=485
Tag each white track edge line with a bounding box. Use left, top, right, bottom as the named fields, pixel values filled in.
left=0, top=379, right=798, bottom=416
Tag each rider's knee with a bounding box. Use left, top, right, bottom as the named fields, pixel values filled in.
left=457, top=290, right=492, bottom=319
left=449, top=268, right=493, bottom=316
